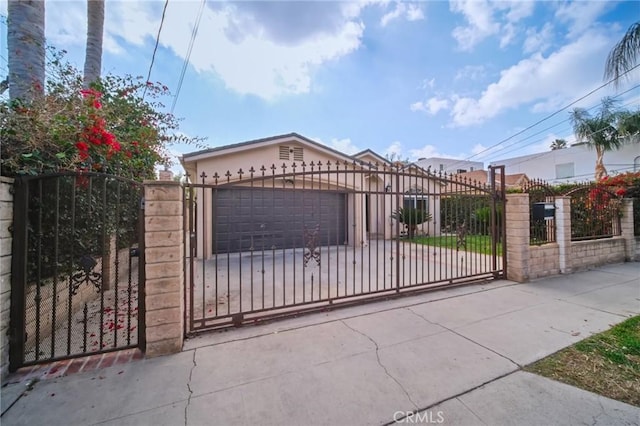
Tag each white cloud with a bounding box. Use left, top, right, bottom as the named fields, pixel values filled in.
left=410, top=97, right=450, bottom=115
left=327, top=137, right=361, bottom=155
left=41, top=1, right=372, bottom=100
left=555, top=1, right=611, bottom=39
left=454, top=65, right=486, bottom=81
left=385, top=141, right=403, bottom=158
left=450, top=0, right=534, bottom=50
left=380, top=2, right=424, bottom=27
left=523, top=23, right=554, bottom=54
left=408, top=145, right=462, bottom=161
left=448, top=30, right=612, bottom=127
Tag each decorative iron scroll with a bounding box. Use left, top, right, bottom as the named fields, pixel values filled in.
left=303, top=225, right=321, bottom=267
left=456, top=221, right=467, bottom=250
left=70, top=254, right=102, bottom=295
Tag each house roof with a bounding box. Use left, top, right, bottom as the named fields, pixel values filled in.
left=451, top=170, right=529, bottom=188
left=352, top=149, right=391, bottom=165
left=182, top=132, right=358, bottom=164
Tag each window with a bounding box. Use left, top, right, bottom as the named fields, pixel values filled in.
left=456, top=169, right=467, bottom=174
left=279, top=146, right=290, bottom=160
left=555, top=163, right=574, bottom=179
left=403, top=187, right=428, bottom=212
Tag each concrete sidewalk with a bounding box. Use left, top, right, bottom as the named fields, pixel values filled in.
left=2, top=263, right=639, bottom=425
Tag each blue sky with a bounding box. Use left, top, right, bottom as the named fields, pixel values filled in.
left=1, top=1, right=639, bottom=173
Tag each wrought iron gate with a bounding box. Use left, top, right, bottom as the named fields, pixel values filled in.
left=185, top=163, right=506, bottom=332
left=9, top=173, right=145, bottom=370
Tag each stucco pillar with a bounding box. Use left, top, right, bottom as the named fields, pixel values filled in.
left=620, top=198, right=635, bottom=261
left=505, top=194, right=530, bottom=283
left=144, top=181, right=184, bottom=357
left=555, top=197, right=572, bottom=274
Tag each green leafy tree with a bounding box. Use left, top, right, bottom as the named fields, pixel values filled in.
left=1, top=48, right=205, bottom=180
left=391, top=207, right=432, bottom=238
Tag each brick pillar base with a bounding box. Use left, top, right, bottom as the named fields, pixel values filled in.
left=144, top=181, right=184, bottom=357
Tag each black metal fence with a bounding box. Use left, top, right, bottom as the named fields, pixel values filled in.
left=523, top=179, right=557, bottom=245
left=184, top=163, right=506, bottom=332
left=10, top=173, right=144, bottom=370
left=565, top=185, right=622, bottom=241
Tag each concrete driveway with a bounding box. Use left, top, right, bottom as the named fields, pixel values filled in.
left=188, top=240, right=501, bottom=324
left=2, top=263, right=638, bottom=425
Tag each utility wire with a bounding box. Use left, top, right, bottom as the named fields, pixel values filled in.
left=445, top=63, right=640, bottom=170
left=142, top=0, right=170, bottom=101
left=480, top=93, right=640, bottom=164
left=170, top=0, right=206, bottom=114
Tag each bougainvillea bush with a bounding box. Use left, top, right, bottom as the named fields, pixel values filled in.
left=1, top=48, right=203, bottom=180
left=599, top=171, right=640, bottom=236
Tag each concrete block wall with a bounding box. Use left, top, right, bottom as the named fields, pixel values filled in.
left=1, top=177, right=13, bottom=382
left=144, top=181, right=184, bottom=357
left=570, top=238, right=626, bottom=272
left=529, top=244, right=560, bottom=280
left=505, top=194, right=530, bottom=283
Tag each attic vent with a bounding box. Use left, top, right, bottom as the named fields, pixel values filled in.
left=279, top=146, right=290, bottom=160
left=293, top=147, right=304, bottom=162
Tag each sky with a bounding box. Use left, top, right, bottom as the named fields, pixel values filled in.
left=1, top=0, right=639, bottom=174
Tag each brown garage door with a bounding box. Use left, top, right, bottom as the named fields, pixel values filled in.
left=212, top=188, right=347, bottom=253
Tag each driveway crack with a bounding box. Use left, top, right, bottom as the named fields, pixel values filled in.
left=185, top=350, right=196, bottom=426
left=340, top=320, right=418, bottom=410
left=406, top=307, right=521, bottom=368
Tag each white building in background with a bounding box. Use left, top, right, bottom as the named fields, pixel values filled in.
left=488, top=142, right=640, bottom=184
left=414, top=157, right=483, bottom=174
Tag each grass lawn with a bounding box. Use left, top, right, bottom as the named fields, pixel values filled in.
left=526, top=315, right=640, bottom=407
left=412, top=234, right=502, bottom=256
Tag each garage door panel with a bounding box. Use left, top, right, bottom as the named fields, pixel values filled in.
left=213, top=188, right=347, bottom=253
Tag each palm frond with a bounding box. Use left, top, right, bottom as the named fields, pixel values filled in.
left=604, top=22, right=640, bottom=86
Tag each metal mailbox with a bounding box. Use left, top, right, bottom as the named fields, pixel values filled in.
left=532, top=202, right=555, bottom=220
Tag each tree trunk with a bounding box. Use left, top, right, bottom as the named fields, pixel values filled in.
left=83, top=0, right=104, bottom=87
left=594, top=145, right=608, bottom=181
left=7, top=0, right=45, bottom=102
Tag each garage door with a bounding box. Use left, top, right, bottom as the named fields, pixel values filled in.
left=212, top=188, right=347, bottom=253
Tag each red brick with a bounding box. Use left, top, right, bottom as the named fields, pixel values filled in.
left=80, top=355, right=102, bottom=373
left=64, top=358, right=87, bottom=376
left=98, top=352, right=118, bottom=369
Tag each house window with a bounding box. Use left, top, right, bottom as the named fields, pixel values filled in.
left=456, top=169, right=467, bottom=174
left=555, top=163, right=574, bottom=179
left=403, top=187, right=428, bottom=212
left=279, top=146, right=290, bottom=160
left=293, top=147, right=304, bottom=162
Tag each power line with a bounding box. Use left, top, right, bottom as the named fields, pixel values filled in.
left=170, top=0, right=206, bottom=114
left=142, top=0, right=170, bottom=101
left=446, top=63, right=640, bottom=170
left=481, top=94, right=640, bottom=164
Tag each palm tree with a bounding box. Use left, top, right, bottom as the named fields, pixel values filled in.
left=83, top=0, right=105, bottom=87
left=570, top=98, right=622, bottom=181
left=604, top=21, right=640, bottom=86
left=7, top=0, right=45, bottom=102
left=550, top=138, right=567, bottom=150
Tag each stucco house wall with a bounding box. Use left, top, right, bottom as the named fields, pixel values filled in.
left=182, top=134, right=441, bottom=259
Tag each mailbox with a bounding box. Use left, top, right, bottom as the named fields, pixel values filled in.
left=532, top=202, right=555, bottom=221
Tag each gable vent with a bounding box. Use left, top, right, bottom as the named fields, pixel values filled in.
left=279, top=146, right=290, bottom=160
left=293, top=147, right=304, bottom=162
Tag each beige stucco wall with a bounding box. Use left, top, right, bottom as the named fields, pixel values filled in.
left=184, top=139, right=441, bottom=258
